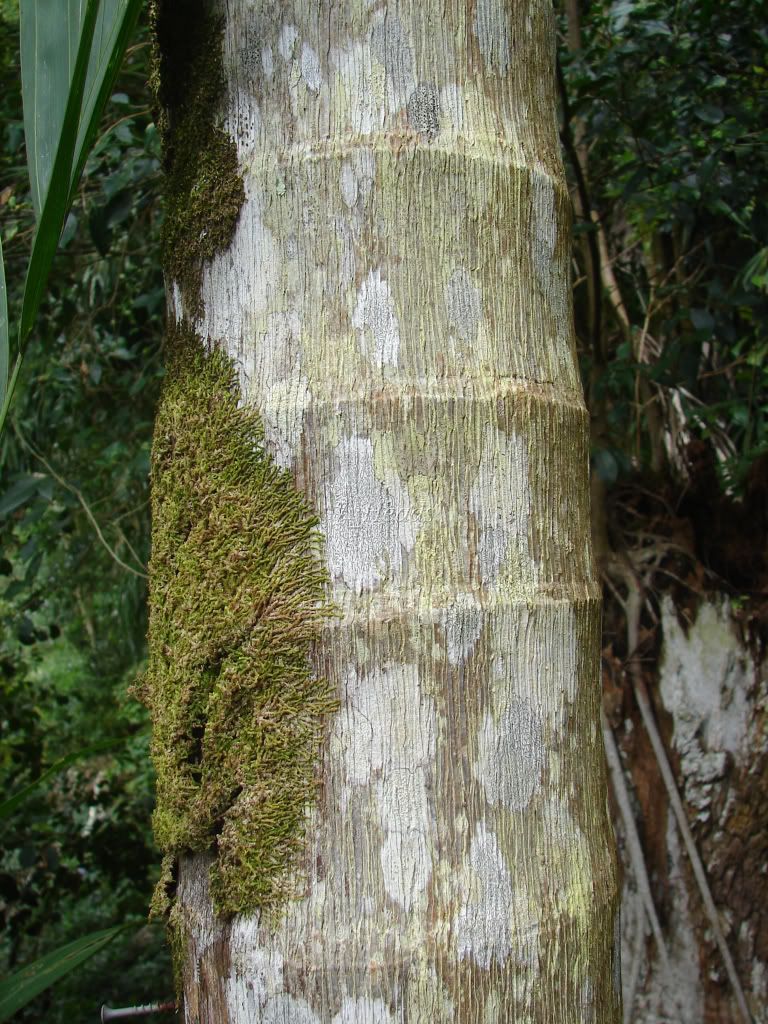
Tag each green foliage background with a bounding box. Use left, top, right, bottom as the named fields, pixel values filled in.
left=0, top=0, right=766, bottom=1019
left=0, top=7, right=170, bottom=1019
left=561, top=0, right=768, bottom=493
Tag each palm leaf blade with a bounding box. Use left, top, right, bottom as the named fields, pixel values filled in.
left=0, top=927, right=123, bottom=1022
left=18, top=0, right=99, bottom=346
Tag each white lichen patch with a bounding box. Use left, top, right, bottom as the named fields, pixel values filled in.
left=332, top=663, right=436, bottom=910
left=300, top=43, right=322, bottom=93
left=330, top=40, right=383, bottom=136
left=261, top=994, right=322, bottom=1024
left=261, top=45, right=274, bottom=79
left=486, top=604, right=578, bottom=738
left=659, top=596, right=755, bottom=814
left=370, top=11, right=416, bottom=112
left=259, top=375, right=311, bottom=471
left=445, top=267, right=483, bottom=343
left=377, top=771, right=432, bottom=910
left=473, top=0, right=511, bottom=76
left=243, top=310, right=310, bottom=470
left=339, top=150, right=376, bottom=213
left=352, top=269, right=401, bottom=369
left=199, top=191, right=278, bottom=343
left=441, top=595, right=484, bottom=666
left=332, top=996, right=395, bottom=1024
left=474, top=699, right=544, bottom=811
left=333, top=663, right=435, bottom=784
left=223, top=20, right=263, bottom=160
left=225, top=926, right=325, bottom=1022
left=277, top=23, right=298, bottom=61
left=251, top=310, right=301, bottom=384
left=660, top=596, right=753, bottom=758
left=226, top=934, right=285, bottom=1012
left=454, top=822, right=539, bottom=971
left=171, top=281, right=184, bottom=323
left=340, top=162, right=358, bottom=209
left=469, top=424, right=533, bottom=588
left=324, top=436, right=419, bottom=590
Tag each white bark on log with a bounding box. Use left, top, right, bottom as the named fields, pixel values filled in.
left=160, top=1, right=621, bottom=1020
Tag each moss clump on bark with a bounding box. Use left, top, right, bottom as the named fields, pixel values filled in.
left=136, top=321, right=337, bottom=918
left=151, top=0, right=244, bottom=313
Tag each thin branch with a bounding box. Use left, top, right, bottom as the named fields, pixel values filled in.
left=623, top=895, right=646, bottom=1024
left=13, top=427, right=148, bottom=580
left=602, top=708, right=684, bottom=1022
left=113, top=523, right=145, bottom=573
left=623, top=584, right=753, bottom=1024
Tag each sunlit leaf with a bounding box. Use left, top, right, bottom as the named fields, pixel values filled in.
left=0, top=927, right=123, bottom=1022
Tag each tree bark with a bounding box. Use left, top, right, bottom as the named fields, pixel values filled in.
left=154, top=1, right=620, bottom=1020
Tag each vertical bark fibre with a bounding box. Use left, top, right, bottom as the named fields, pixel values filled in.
left=156, top=1, right=621, bottom=1020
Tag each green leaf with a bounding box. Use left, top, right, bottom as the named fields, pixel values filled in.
left=21, top=0, right=143, bottom=220
left=19, top=0, right=100, bottom=347
left=609, top=0, right=636, bottom=33
left=69, top=0, right=145, bottom=204
left=695, top=103, right=725, bottom=124
left=21, top=0, right=83, bottom=220
left=690, top=307, right=715, bottom=333
left=0, top=926, right=123, bottom=1022
left=0, top=737, right=126, bottom=821
left=0, top=234, right=6, bottom=411
left=1, top=0, right=143, bottom=437
left=0, top=472, right=48, bottom=519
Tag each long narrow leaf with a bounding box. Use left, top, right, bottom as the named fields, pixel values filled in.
left=70, top=0, right=144, bottom=203
left=22, top=0, right=144, bottom=219
left=5, top=1, right=143, bottom=436
left=0, top=927, right=123, bottom=1022
left=0, top=235, right=6, bottom=410
left=21, top=1, right=82, bottom=220
left=0, top=736, right=127, bottom=821
left=18, top=0, right=99, bottom=347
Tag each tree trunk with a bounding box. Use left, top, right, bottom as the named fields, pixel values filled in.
left=149, top=1, right=620, bottom=1020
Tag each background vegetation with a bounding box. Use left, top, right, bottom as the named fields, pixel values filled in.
left=0, top=5, right=169, bottom=1019
left=0, top=0, right=765, bottom=1019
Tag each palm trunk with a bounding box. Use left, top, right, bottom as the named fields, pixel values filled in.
left=150, top=1, right=621, bottom=1020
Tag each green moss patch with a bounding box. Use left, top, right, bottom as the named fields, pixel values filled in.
left=137, top=321, right=336, bottom=918
left=151, top=0, right=245, bottom=312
